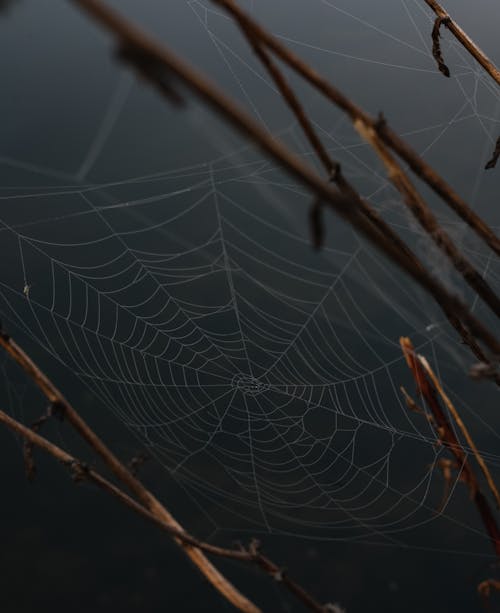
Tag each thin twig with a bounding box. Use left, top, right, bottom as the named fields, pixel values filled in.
left=0, top=409, right=331, bottom=613
left=0, top=331, right=259, bottom=613
left=22, top=410, right=50, bottom=481
left=400, top=337, right=500, bottom=556
left=418, top=355, right=500, bottom=509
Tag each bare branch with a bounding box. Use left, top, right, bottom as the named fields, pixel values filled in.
left=0, top=407, right=335, bottom=612
left=0, top=331, right=259, bottom=613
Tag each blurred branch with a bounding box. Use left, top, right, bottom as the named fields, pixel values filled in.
left=0, top=329, right=338, bottom=612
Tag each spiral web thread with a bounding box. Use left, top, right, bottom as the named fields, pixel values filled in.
left=1, top=0, right=500, bottom=557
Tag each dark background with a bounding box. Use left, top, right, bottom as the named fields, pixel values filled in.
left=1, top=1, right=500, bottom=611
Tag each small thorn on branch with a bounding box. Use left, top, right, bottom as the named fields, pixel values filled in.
left=69, top=460, right=90, bottom=484
left=485, top=137, right=500, bottom=170
left=329, top=162, right=341, bottom=183
left=432, top=16, right=451, bottom=78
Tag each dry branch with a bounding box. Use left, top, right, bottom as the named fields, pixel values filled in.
left=0, top=409, right=331, bottom=612
left=0, top=331, right=259, bottom=613
left=418, top=355, right=500, bottom=509
left=400, top=337, right=500, bottom=556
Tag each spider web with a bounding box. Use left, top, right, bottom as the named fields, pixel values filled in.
left=1, top=0, right=500, bottom=557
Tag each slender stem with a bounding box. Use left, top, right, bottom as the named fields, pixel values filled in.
left=400, top=337, right=500, bottom=557
left=418, top=355, right=500, bottom=509
left=229, top=5, right=500, bottom=369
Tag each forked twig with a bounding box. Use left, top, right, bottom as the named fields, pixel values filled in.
left=0, top=331, right=259, bottom=613
left=0, top=409, right=331, bottom=612
left=418, top=354, right=500, bottom=509
left=400, top=337, right=500, bottom=556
